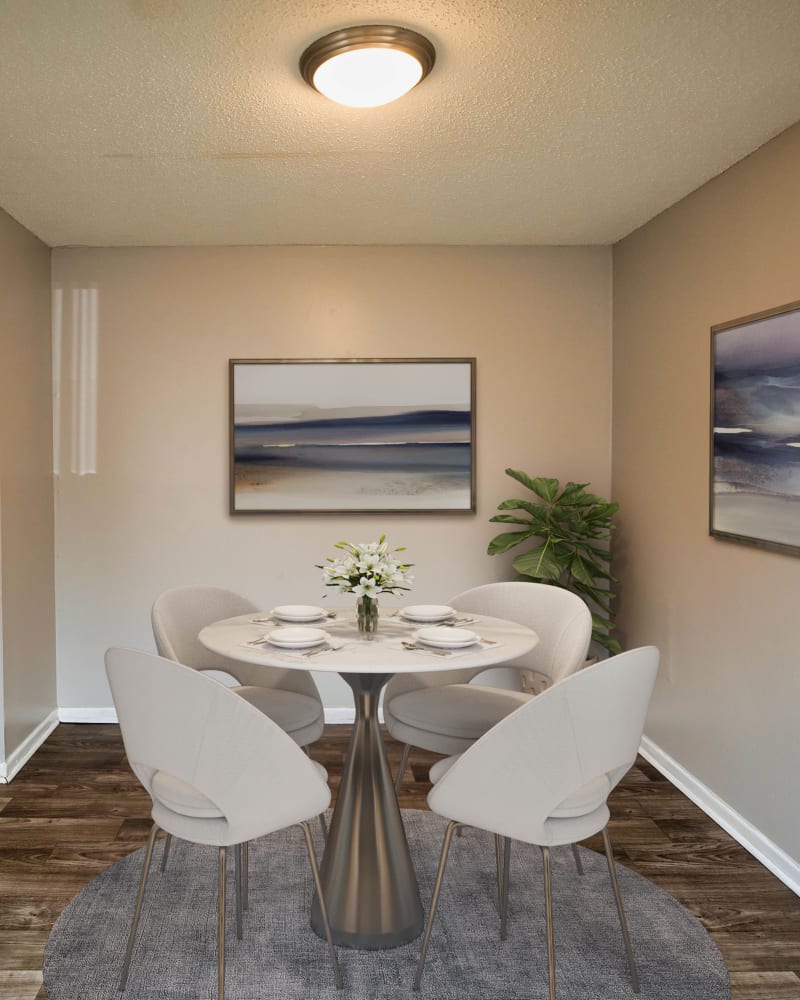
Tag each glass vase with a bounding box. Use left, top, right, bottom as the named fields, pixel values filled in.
left=357, top=595, right=379, bottom=640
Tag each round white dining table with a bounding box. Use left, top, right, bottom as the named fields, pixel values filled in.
left=199, top=608, right=538, bottom=950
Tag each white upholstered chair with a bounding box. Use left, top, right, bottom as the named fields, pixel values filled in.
left=412, top=645, right=659, bottom=999
left=105, top=647, right=342, bottom=999
left=385, top=582, right=592, bottom=792
left=152, top=586, right=325, bottom=747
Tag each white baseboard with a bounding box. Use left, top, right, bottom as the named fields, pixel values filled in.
left=58, top=707, right=118, bottom=723
left=324, top=707, right=355, bottom=724
left=56, top=706, right=371, bottom=726
left=640, top=735, right=800, bottom=897
left=0, top=709, right=59, bottom=783
left=324, top=708, right=386, bottom=724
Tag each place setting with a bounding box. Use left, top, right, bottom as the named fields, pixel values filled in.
left=248, top=604, right=339, bottom=626
left=385, top=604, right=498, bottom=657
left=392, top=603, right=480, bottom=627
left=244, top=605, right=346, bottom=659
left=399, top=626, right=500, bottom=657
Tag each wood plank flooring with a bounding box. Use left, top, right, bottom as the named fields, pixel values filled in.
left=0, top=723, right=797, bottom=1000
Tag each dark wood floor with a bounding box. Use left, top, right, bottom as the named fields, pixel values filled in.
left=0, top=724, right=798, bottom=1000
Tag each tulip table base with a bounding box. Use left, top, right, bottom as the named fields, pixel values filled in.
left=310, top=672, right=424, bottom=949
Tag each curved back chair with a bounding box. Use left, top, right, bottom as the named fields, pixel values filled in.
left=106, top=647, right=342, bottom=998
left=413, top=645, right=660, bottom=999
left=152, top=586, right=324, bottom=748
left=384, top=582, right=592, bottom=789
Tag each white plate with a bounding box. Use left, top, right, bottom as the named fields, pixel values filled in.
left=267, top=626, right=329, bottom=649
left=400, top=604, right=456, bottom=623
left=414, top=626, right=479, bottom=648
left=270, top=605, right=326, bottom=623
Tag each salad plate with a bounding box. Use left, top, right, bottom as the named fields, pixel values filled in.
left=400, top=604, right=456, bottom=623
left=414, top=626, right=479, bottom=648
left=270, top=605, right=326, bottom=623
left=266, top=626, right=329, bottom=649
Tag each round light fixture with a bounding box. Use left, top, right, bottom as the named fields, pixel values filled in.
left=300, top=25, right=435, bottom=108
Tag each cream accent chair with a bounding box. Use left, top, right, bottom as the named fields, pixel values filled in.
left=152, top=586, right=325, bottom=748
left=105, top=647, right=342, bottom=999
left=385, top=583, right=592, bottom=792
left=413, top=645, right=659, bottom=999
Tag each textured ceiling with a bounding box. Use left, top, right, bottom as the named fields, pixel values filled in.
left=1, top=0, right=800, bottom=247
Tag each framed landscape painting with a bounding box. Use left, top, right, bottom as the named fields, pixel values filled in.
left=230, top=358, right=475, bottom=513
left=711, top=300, right=800, bottom=555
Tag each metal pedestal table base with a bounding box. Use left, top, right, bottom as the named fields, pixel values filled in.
left=311, top=672, right=423, bottom=949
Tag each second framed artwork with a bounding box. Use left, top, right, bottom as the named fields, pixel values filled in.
left=711, top=299, right=800, bottom=554
left=230, top=358, right=476, bottom=514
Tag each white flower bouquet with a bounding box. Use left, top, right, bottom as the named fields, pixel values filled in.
left=320, top=536, right=414, bottom=599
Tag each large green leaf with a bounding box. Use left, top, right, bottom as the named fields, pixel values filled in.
left=489, top=513, right=536, bottom=526
left=557, top=481, right=590, bottom=504
left=512, top=541, right=565, bottom=580
left=571, top=544, right=614, bottom=573
left=574, top=554, right=615, bottom=581
left=496, top=499, right=549, bottom=522
left=583, top=502, right=619, bottom=521
left=569, top=554, right=596, bottom=587
left=591, top=628, right=622, bottom=655
left=503, top=468, right=542, bottom=494
left=528, top=477, right=561, bottom=502
left=579, top=542, right=613, bottom=561
left=487, top=530, right=538, bottom=555
left=590, top=610, right=613, bottom=630
left=504, top=468, right=562, bottom=501
left=571, top=581, right=614, bottom=612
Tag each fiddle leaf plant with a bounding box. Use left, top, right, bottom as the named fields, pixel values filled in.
left=487, top=469, right=622, bottom=654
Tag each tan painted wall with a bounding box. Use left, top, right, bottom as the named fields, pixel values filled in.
left=613, top=123, right=800, bottom=862
left=0, top=208, right=56, bottom=763
left=51, top=245, right=612, bottom=710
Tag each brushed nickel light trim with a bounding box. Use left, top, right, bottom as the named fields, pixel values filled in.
left=300, top=25, right=436, bottom=108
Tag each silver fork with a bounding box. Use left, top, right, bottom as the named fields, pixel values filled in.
left=401, top=641, right=451, bottom=657
left=302, top=643, right=338, bottom=658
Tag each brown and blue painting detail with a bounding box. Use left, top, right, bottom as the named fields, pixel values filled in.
left=712, top=304, right=800, bottom=549
left=231, top=361, right=474, bottom=512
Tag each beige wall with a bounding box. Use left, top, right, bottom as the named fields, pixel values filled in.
left=51, top=245, right=612, bottom=711
left=0, top=208, right=56, bottom=765
left=613, top=123, right=800, bottom=862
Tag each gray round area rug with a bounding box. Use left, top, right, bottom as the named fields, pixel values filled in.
left=44, top=809, right=729, bottom=1000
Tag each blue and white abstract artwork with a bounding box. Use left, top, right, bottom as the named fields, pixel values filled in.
left=712, top=302, right=800, bottom=552
left=231, top=360, right=475, bottom=512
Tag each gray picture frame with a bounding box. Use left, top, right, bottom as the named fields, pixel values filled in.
left=710, top=299, right=800, bottom=555
left=230, top=358, right=476, bottom=514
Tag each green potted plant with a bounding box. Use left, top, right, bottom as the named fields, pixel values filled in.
left=487, top=469, right=621, bottom=655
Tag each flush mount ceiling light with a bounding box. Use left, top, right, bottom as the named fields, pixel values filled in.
left=300, top=25, right=435, bottom=109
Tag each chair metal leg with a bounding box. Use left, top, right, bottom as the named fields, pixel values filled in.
left=300, top=821, right=343, bottom=990
left=160, top=833, right=172, bottom=873
left=119, top=822, right=160, bottom=990
left=234, top=845, right=244, bottom=941
left=494, top=834, right=504, bottom=914
left=394, top=742, right=411, bottom=795
left=601, top=826, right=640, bottom=993
left=541, top=846, right=556, bottom=1000
left=242, top=841, right=249, bottom=912
left=413, top=820, right=461, bottom=992
left=500, top=836, right=511, bottom=940
left=218, top=847, right=226, bottom=1000
left=302, top=748, right=330, bottom=845
left=571, top=842, right=584, bottom=876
